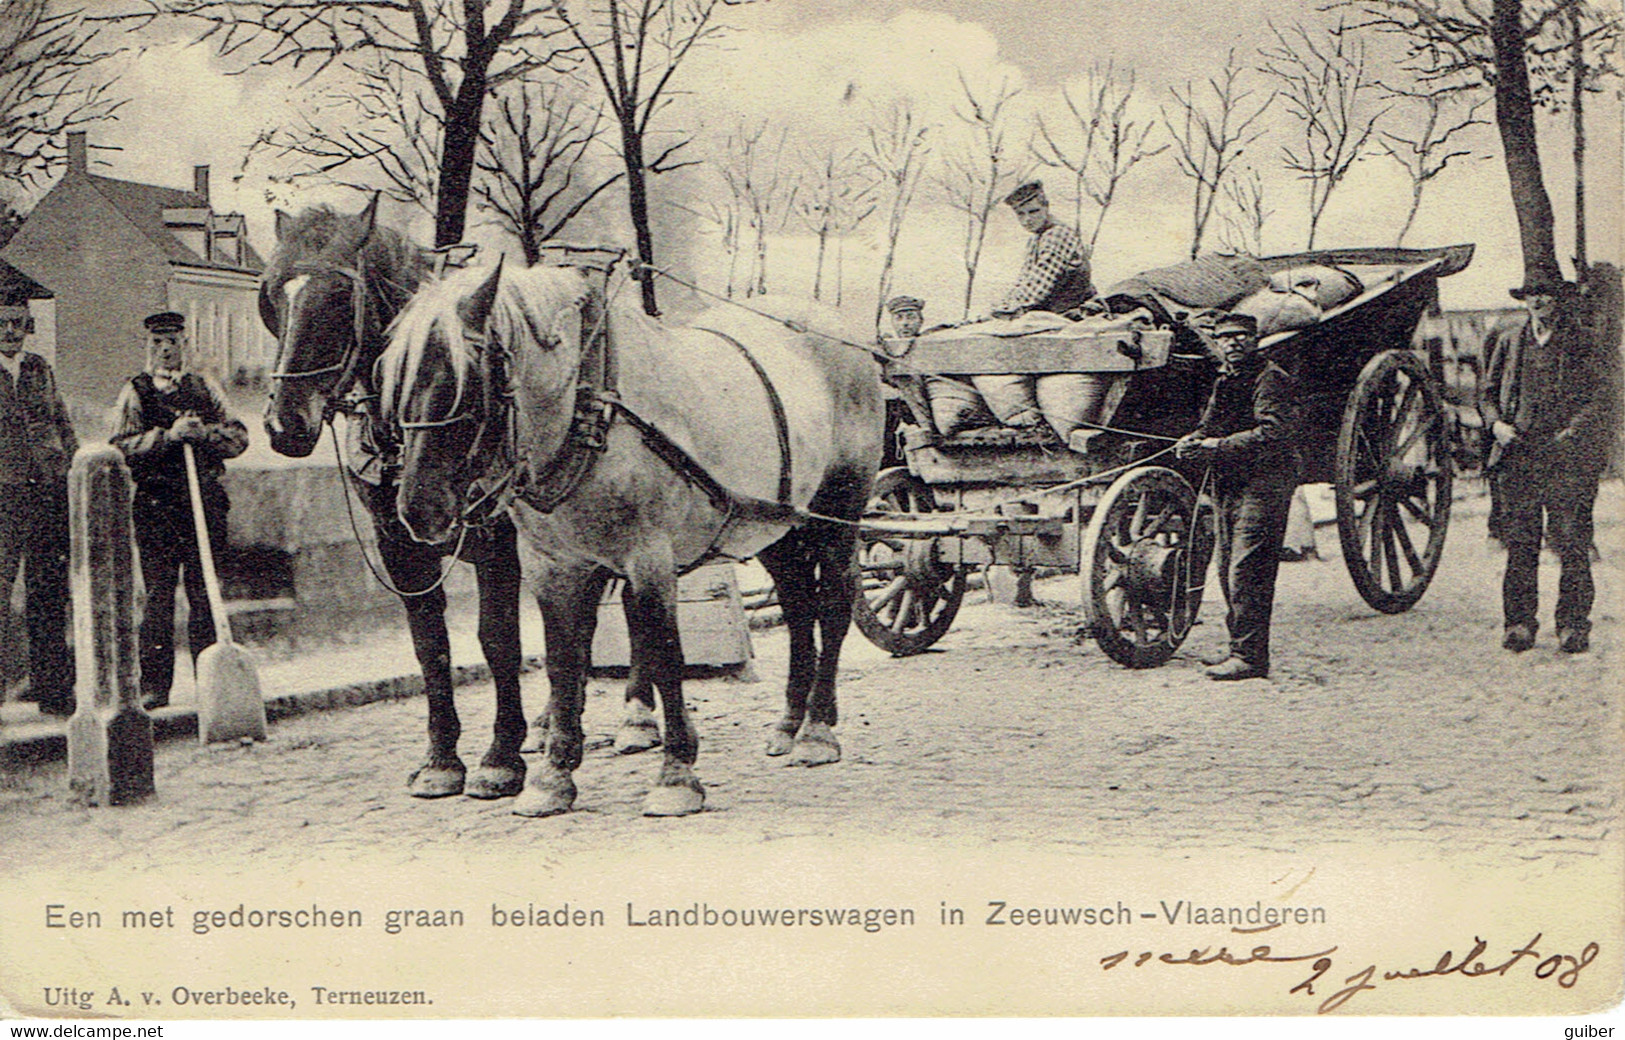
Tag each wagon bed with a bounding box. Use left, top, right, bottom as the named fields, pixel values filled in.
left=856, top=244, right=1475, bottom=664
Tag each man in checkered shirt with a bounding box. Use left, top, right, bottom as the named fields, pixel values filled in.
left=992, top=180, right=1095, bottom=318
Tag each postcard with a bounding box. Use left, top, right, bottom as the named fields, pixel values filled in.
left=0, top=0, right=1620, bottom=1027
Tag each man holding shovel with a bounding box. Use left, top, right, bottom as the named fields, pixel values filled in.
left=111, top=311, right=247, bottom=710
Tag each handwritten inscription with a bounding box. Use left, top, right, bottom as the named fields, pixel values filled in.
left=1102, top=929, right=1600, bottom=1013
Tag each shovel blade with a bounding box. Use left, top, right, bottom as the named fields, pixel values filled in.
left=196, top=642, right=268, bottom=744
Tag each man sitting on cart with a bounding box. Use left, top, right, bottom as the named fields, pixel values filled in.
left=991, top=180, right=1094, bottom=319
left=1175, top=312, right=1299, bottom=681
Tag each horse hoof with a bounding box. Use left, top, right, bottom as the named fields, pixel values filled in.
left=765, top=727, right=796, bottom=757
left=512, top=778, right=576, bottom=818
left=614, top=720, right=662, bottom=755
left=408, top=764, right=466, bottom=799
left=643, top=782, right=705, bottom=817
left=465, top=764, right=525, bottom=800
left=789, top=724, right=841, bottom=767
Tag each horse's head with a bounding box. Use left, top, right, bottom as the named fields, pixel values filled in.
left=380, top=260, right=593, bottom=545
left=261, top=194, right=419, bottom=456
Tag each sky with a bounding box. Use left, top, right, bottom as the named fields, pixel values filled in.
left=30, top=0, right=1625, bottom=314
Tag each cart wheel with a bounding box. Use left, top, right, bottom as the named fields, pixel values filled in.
left=1081, top=466, right=1212, bottom=669
left=852, top=467, right=967, bottom=657
left=1335, top=349, right=1453, bottom=614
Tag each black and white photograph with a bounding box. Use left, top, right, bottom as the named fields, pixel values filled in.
left=0, top=0, right=1621, bottom=1028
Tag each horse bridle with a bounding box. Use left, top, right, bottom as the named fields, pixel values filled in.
left=266, top=256, right=376, bottom=418
left=396, top=328, right=516, bottom=528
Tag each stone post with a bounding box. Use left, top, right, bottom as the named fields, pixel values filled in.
left=66, top=446, right=154, bottom=806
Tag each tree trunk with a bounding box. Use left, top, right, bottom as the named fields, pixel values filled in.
left=754, top=212, right=769, bottom=296
left=812, top=227, right=828, bottom=301
left=1491, top=0, right=1564, bottom=287
left=620, top=116, right=661, bottom=316
left=435, top=79, right=488, bottom=249
left=1396, top=184, right=1423, bottom=247
left=835, top=238, right=845, bottom=308
left=1572, top=2, right=1588, bottom=275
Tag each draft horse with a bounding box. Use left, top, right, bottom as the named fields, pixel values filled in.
left=259, top=197, right=535, bottom=799
left=378, top=262, right=883, bottom=817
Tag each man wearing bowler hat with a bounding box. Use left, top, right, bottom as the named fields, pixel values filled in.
left=111, top=310, right=248, bottom=708
left=992, top=180, right=1094, bottom=319
left=1176, top=312, right=1299, bottom=680
left=1481, top=275, right=1612, bottom=654
left=0, top=282, right=78, bottom=715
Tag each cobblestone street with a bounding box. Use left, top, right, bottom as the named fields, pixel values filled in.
left=0, top=482, right=1618, bottom=876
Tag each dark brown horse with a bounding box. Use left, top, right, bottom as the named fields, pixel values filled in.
left=259, top=198, right=534, bottom=799
left=379, top=262, right=883, bottom=816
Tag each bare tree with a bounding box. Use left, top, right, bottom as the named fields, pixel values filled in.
left=1, top=0, right=125, bottom=191
left=552, top=0, right=752, bottom=315
left=101, top=0, right=574, bottom=247
left=937, top=72, right=1024, bottom=320
left=1162, top=52, right=1274, bottom=260
left=246, top=57, right=443, bottom=218
left=791, top=146, right=876, bottom=302
left=1218, top=165, right=1273, bottom=255
left=1259, top=20, right=1386, bottom=249
left=1533, top=2, right=1620, bottom=271
left=717, top=121, right=795, bottom=298
left=1377, top=79, right=1487, bottom=245
left=862, top=98, right=931, bottom=334
left=1336, top=0, right=1620, bottom=286
left=1031, top=62, right=1165, bottom=250
left=473, top=80, right=623, bottom=266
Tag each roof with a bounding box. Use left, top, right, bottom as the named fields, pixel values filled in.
left=0, top=258, right=52, bottom=300
left=85, top=173, right=266, bottom=274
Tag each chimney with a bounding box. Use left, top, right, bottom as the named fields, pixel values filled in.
left=67, top=132, right=87, bottom=174
left=193, top=165, right=210, bottom=202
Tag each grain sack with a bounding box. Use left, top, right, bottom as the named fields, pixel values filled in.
left=925, top=375, right=997, bottom=435
left=1101, top=253, right=1272, bottom=312
left=1235, top=287, right=1322, bottom=335
left=1269, top=264, right=1363, bottom=311
left=1035, top=373, right=1115, bottom=441
left=971, top=373, right=1044, bottom=427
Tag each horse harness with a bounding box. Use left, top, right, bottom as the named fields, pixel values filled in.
left=475, top=295, right=807, bottom=558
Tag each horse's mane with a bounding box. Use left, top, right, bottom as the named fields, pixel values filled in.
left=379, top=263, right=591, bottom=423
left=263, top=204, right=425, bottom=311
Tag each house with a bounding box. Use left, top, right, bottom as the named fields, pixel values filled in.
left=0, top=132, right=274, bottom=406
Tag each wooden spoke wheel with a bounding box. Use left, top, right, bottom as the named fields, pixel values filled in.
left=1335, top=349, right=1453, bottom=614
left=1081, top=466, right=1212, bottom=669
left=852, top=467, right=967, bottom=657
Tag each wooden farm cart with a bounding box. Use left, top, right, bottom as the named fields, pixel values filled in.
left=852, top=244, right=1476, bottom=667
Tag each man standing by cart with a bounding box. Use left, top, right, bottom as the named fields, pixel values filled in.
left=111, top=311, right=248, bottom=709
left=992, top=180, right=1094, bottom=318
left=1175, top=312, right=1299, bottom=680
left=1481, top=277, right=1611, bottom=654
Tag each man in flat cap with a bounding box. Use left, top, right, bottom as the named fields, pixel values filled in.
left=1481, top=275, right=1613, bottom=654
left=0, top=284, right=78, bottom=715
left=111, top=310, right=248, bottom=709
left=886, top=295, right=926, bottom=339
left=1176, top=312, right=1299, bottom=680
left=991, top=180, right=1094, bottom=319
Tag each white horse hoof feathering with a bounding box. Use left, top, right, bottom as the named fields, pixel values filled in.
left=407, top=763, right=467, bottom=799
left=789, top=722, right=842, bottom=767
left=511, top=773, right=577, bottom=817
left=643, top=775, right=706, bottom=817
left=614, top=700, right=663, bottom=754
left=765, top=722, right=798, bottom=757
